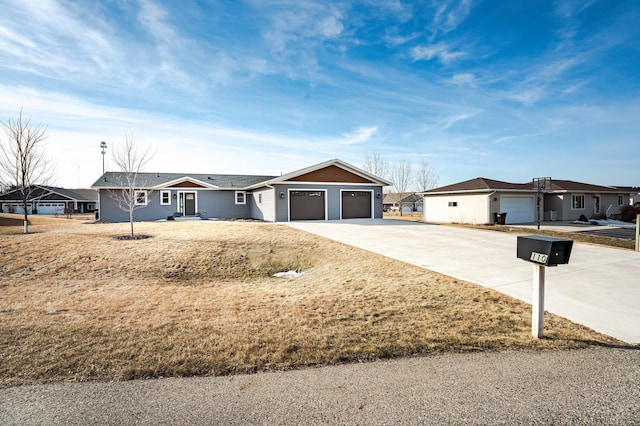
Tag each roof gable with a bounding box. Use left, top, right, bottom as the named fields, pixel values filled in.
left=166, top=178, right=208, bottom=189
left=253, top=159, right=391, bottom=188
left=288, top=165, right=374, bottom=184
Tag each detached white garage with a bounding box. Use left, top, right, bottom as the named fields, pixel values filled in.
left=422, top=177, right=540, bottom=225
left=500, top=196, right=535, bottom=224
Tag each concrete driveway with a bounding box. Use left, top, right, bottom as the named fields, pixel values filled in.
left=288, top=219, right=640, bottom=344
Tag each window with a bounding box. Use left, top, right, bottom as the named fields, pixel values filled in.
left=448, top=201, right=458, bottom=207
left=258, top=193, right=262, bottom=204
left=235, top=191, right=246, bottom=205
left=160, top=190, right=171, bottom=205
left=618, top=195, right=624, bottom=205
left=135, top=190, right=147, bottom=205
left=571, top=194, right=584, bottom=210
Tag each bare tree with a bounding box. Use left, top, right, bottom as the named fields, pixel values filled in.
left=0, top=111, right=54, bottom=233
left=362, top=152, right=388, bottom=181
left=110, top=134, right=154, bottom=238
left=415, top=159, right=439, bottom=192
left=390, top=160, right=413, bottom=216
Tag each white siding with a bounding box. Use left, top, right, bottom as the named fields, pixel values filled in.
left=423, top=194, right=490, bottom=224
left=250, top=187, right=275, bottom=221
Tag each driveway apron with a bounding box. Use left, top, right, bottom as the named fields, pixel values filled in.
left=288, top=219, right=640, bottom=344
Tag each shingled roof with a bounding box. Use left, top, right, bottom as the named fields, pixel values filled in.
left=91, top=172, right=278, bottom=190
left=0, top=185, right=98, bottom=201
left=423, top=178, right=626, bottom=195
left=423, top=178, right=532, bottom=194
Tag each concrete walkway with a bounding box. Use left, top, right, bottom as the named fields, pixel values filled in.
left=288, top=219, right=640, bottom=344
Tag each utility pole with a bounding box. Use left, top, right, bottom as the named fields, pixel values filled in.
left=100, top=141, right=107, bottom=174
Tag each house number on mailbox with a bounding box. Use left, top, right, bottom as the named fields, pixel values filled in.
left=529, top=252, right=548, bottom=264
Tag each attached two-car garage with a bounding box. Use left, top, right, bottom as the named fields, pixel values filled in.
left=288, top=190, right=373, bottom=221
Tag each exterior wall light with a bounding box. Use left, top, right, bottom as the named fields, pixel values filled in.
left=280, top=192, right=285, bottom=199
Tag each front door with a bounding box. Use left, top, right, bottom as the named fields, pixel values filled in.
left=180, top=192, right=197, bottom=216
left=593, top=195, right=601, bottom=215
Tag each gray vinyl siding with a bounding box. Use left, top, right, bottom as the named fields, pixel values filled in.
left=99, top=184, right=385, bottom=223
left=98, top=189, right=252, bottom=222
left=273, top=184, right=384, bottom=222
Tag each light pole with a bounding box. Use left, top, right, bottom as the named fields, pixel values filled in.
left=100, top=141, right=107, bottom=175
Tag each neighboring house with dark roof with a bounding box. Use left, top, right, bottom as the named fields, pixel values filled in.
left=0, top=186, right=98, bottom=215
left=421, top=178, right=631, bottom=225
left=383, top=192, right=422, bottom=212
left=91, top=159, right=391, bottom=222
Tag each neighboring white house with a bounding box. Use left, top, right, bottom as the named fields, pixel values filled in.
left=421, top=178, right=631, bottom=225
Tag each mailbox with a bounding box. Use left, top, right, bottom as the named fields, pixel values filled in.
left=516, top=236, right=573, bottom=266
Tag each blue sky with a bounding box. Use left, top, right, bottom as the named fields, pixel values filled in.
left=0, top=0, right=638, bottom=189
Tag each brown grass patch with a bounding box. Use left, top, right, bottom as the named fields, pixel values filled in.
left=0, top=216, right=622, bottom=388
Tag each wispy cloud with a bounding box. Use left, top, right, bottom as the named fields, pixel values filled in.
left=411, top=43, right=465, bottom=64
left=554, top=0, right=597, bottom=18
left=444, top=73, right=476, bottom=86
left=504, top=86, right=547, bottom=105
left=385, top=32, right=421, bottom=47
left=337, top=126, right=378, bottom=145
left=0, top=0, right=117, bottom=78
left=432, top=0, right=473, bottom=36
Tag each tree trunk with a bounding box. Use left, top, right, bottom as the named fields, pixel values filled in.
left=22, top=198, right=29, bottom=234
left=129, top=207, right=134, bottom=238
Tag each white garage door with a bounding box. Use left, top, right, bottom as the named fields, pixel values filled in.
left=2, top=203, right=31, bottom=214
left=37, top=203, right=66, bottom=214
left=500, top=196, right=534, bottom=224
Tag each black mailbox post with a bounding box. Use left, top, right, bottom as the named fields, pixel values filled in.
left=516, top=235, right=573, bottom=339
left=517, top=236, right=573, bottom=266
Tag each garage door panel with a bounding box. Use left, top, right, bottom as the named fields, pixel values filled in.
left=290, top=191, right=325, bottom=221
left=37, top=203, right=65, bottom=214
left=342, top=191, right=371, bottom=219
left=501, top=197, right=534, bottom=224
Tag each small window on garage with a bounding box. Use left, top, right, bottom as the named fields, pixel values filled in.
left=160, top=190, right=171, bottom=205
left=235, top=191, right=246, bottom=205
left=571, top=194, right=584, bottom=210
left=448, top=201, right=458, bottom=207
left=135, top=190, right=147, bottom=205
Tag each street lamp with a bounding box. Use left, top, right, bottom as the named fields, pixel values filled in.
left=100, top=141, right=107, bottom=175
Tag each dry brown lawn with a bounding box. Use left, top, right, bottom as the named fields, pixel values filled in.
left=0, top=214, right=623, bottom=388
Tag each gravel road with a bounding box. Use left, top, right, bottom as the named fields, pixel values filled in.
left=2, top=347, right=638, bottom=425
